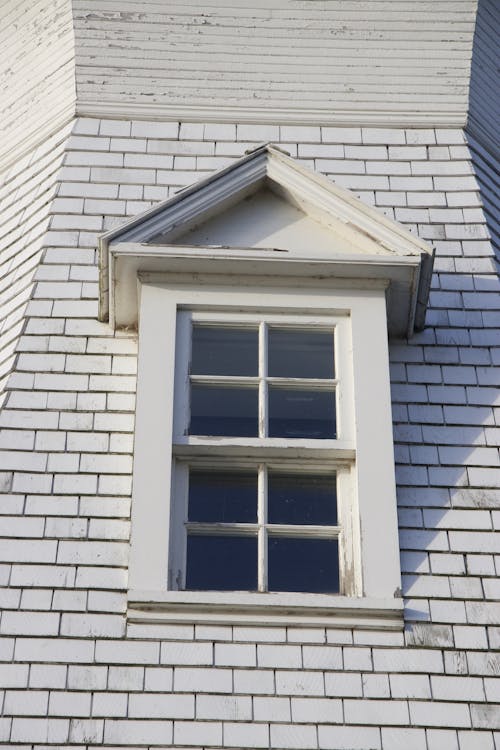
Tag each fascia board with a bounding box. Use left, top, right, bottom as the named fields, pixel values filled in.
left=109, top=242, right=420, bottom=335
left=267, top=148, right=431, bottom=257
left=99, top=147, right=269, bottom=321
left=101, top=143, right=430, bottom=257
left=113, top=242, right=421, bottom=268
left=101, top=146, right=270, bottom=247
left=121, top=157, right=267, bottom=243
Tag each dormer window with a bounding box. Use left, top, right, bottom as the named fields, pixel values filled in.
left=98, top=144, right=433, bottom=629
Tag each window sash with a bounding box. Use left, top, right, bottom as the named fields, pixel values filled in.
left=171, top=309, right=354, bottom=594
left=175, top=311, right=343, bottom=443
left=171, top=461, right=351, bottom=595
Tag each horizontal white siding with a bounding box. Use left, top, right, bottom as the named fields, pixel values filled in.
left=72, top=0, right=477, bottom=126
left=0, top=0, right=76, bottom=169
left=0, top=125, right=71, bottom=402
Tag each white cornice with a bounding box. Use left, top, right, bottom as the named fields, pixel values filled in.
left=0, top=102, right=469, bottom=173
left=77, top=99, right=467, bottom=128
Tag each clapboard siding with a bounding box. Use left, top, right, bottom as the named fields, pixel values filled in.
left=72, top=0, right=477, bottom=126
left=0, top=127, right=70, bottom=400
left=0, top=0, right=76, bottom=169
left=467, top=0, right=500, bottom=158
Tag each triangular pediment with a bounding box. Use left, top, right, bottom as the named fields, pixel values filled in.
left=172, top=188, right=345, bottom=253
left=99, top=144, right=434, bottom=335
left=169, top=187, right=385, bottom=258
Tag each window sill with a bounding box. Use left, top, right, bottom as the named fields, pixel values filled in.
left=128, top=590, right=404, bottom=630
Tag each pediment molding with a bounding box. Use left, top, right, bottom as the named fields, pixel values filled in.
left=99, top=144, right=434, bottom=336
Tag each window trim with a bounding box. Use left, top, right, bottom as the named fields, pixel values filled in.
left=128, top=277, right=403, bottom=630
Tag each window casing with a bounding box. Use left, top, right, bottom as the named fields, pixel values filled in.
left=128, top=278, right=402, bottom=629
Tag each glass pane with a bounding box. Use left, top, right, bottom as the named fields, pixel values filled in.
left=186, top=535, right=257, bottom=591
left=190, top=385, right=258, bottom=437
left=268, top=473, right=337, bottom=525
left=191, top=326, right=258, bottom=376
left=268, top=329, right=334, bottom=379
left=188, top=471, right=257, bottom=523
left=268, top=537, right=339, bottom=593
left=268, top=387, right=336, bottom=439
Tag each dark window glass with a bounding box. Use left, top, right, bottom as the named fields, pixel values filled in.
left=190, top=385, right=258, bottom=437
left=268, top=329, right=334, bottom=379
left=268, top=537, right=339, bottom=593
left=188, top=471, right=257, bottom=523
left=268, top=473, right=337, bottom=526
left=268, top=387, right=336, bottom=439
left=186, top=535, right=257, bottom=591
left=191, top=326, right=258, bottom=376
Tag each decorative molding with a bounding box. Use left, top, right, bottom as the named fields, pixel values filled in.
left=77, top=99, right=467, bottom=128
left=99, top=144, right=434, bottom=336
left=127, top=590, right=405, bottom=630
left=0, top=101, right=470, bottom=174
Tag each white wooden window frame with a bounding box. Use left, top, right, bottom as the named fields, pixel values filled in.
left=128, top=276, right=403, bottom=630
left=171, top=463, right=351, bottom=594
left=170, top=309, right=354, bottom=596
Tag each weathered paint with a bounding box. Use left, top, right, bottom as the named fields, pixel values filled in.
left=0, top=0, right=76, bottom=168
left=72, top=1, right=477, bottom=127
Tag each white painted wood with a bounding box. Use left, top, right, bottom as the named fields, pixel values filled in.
left=100, top=145, right=433, bottom=335
left=176, top=188, right=373, bottom=254
left=170, top=462, right=189, bottom=590
left=77, top=100, right=467, bottom=127
left=129, top=279, right=401, bottom=626
left=128, top=283, right=177, bottom=591
left=172, top=311, right=191, bottom=443
left=350, top=289, right=401, bottom=600
left=337, top=465, right=359, bottom=596
left=0, top=2, right=484, bottom=169
left=71, top=1, right=476, bottom=127
left=127, top=590, right=404, bottom=630
left=258, top=464, right=267, bottom=593
left=0, top=126, right=70, bottom=402
left=0, top=5, right=498, bottom=727
left=0, top=0, right=76, bottom=170
left=169, top=309, right=352, bottom=597
left=103, top=145, right=430, bottom=255
left=172, top=440, right=355, bottom=463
